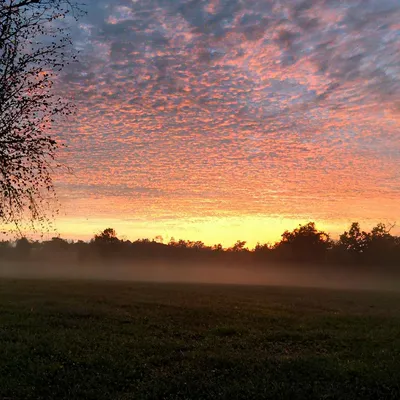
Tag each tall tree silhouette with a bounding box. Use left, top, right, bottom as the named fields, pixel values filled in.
left=276, top=222, right=332, bottom=263
left=339, top=222, right=369, bottom=256
left=93, top=228, right=120, bottom=259
left=0, top=0, right=82, bottom=230
left=94, top=228, right=119, bottom=245
left=366, top=223, right=397, bottom=265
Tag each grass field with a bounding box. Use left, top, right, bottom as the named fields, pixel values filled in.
left=1, top=279, right=400, bottom=399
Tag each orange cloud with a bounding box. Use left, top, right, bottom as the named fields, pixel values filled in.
left=46, top=0, right=400, bottom=243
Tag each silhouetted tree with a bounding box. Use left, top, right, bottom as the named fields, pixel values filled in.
left=94, top=228, right=119, bottom=245
left=338, top=222, right=369, bottom=258
left=93, top=228, right=121, bottom=259
left=254, top=243, right=271, bottom=253
left=0, top=239, right=11, bottom=258
left=15, top=236, right=31, bottom=259
left=229, top=240, right=247, bottom=252
left=153, top=235, right=163, bottom=243
left=253, top=242, right=272, bottom=262
left=276, top=222, right=332, bottom=263
left=168, top=238, right=190, bottom=249
left=370, top=223, right=395, bottom=240
left=0, top=0, right=82, bottom=229
left=43, top=236, right=69, bottom=251
left=365, top=223, right=398, bottom=265
left=74, top=239, right=88, bottom=263
left=211, top=243, right=224, bottom=252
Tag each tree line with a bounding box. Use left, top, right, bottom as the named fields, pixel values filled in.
left=1, top=222, right=400, bottom=267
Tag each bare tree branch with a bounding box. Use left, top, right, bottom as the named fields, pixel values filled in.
left=0, top=0, right=83, bottom=233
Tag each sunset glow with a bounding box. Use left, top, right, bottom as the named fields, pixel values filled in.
left=52, top=0, right=400, bottom=245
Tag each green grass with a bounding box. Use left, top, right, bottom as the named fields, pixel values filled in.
left=1, top=279, right=400, bottom=399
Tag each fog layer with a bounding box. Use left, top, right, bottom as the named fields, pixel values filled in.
left=1, top=261, right=399, bottom=292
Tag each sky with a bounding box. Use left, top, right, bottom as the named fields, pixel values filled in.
left=51, top=0, right=400, bottom=246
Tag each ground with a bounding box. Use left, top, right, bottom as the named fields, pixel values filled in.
left=1, top=279, right=400, bottom=399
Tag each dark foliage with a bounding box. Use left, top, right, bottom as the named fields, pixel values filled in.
left=1, top=222, right=400, bottom=268
left=0, top=0, right=82, bottom=230
left=274, top=222, right=332, bottom=263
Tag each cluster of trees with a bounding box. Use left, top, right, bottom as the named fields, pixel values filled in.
left=1, top=222, right=400, bottom=267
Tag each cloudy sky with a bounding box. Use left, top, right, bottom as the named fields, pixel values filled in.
left=53, top=0, right=400, bottom=245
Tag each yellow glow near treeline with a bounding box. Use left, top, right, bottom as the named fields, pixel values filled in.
left=48, top=215, right=377, bottom=248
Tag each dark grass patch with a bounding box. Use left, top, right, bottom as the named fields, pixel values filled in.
left=1, top=279, right=400, bottom=399
left=210, top=326, right=240, bottom=337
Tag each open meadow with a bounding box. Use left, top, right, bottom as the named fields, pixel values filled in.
left=1, top=279, right=400, bottom=399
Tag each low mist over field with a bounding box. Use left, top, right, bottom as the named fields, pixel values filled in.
left=1, top=260, right=399, bottom=292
